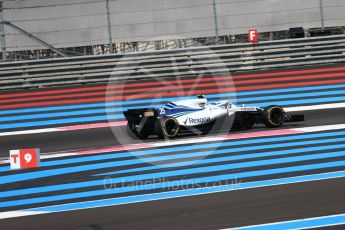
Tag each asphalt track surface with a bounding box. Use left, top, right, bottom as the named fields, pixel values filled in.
left=1, top=63, right=345, bottom=230
left=2, top=177, right=345, bottom=230
left=2, top=114, right=345, bottom=230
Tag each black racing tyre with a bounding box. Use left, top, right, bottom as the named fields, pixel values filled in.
left=157, top=117, right=180, bottom=138
left=262, top=105, right=285, bottom=128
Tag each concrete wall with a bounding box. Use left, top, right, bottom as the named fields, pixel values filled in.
left=3, top=0, right=345, bottom=51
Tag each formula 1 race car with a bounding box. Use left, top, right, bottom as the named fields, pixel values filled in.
left=123, top=95, right=304, bottom=139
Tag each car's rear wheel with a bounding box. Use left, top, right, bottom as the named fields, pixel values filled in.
left=156, top=117, right=180, bottom=138
left=262, top=105, right=285, bottom=128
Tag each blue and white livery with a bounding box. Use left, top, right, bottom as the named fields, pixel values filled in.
left=123, top=96, right=304, bottom=139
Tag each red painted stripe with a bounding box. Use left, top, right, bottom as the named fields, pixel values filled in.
left=1, top=71, right=345, bottom=104
left=106, top=72, right=345, bottom=96
left=57, top=121, right=127, bottom=131
left=1, top=78, right=345, bottom=109
left=1, top=66, right=345, bottom=99
left=0, top=76, right=227, bottom=100
left=125, top=79, right=345, bottom=100
left=0, top=79, right=228, bottom=104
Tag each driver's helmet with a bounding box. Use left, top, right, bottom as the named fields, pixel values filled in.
left=199, top=102, right=206, bottom=108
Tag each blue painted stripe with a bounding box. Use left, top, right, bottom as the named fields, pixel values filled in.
left=117, top=93, right=345, bottom=112
left=244, top=95, right=345, bottom=108
left=1, top=83, right=344, bottom=116
left=98, top=143, right=345, bottom=176
left=115, top=93, right=345, bottom=113
left=0, top=108, right=107, bottom=122
left=240, top=89, right=345, bottom=103
left=234, top=213, right=345, bottom=230
left=0, top=130, right=324, bottom=173
left=1, top=130, right=345, bottom=174
left=0, top=89, right=343, bottom=130
left=2, top=142, right=345, bottom=198
left=42, top=131, right=345, bottom=166
left=0, top=114, right=119, bottom=130
left=2, top=93, right=344, bottom=130
left=0, top=133, right=335, bottom=173
left=26, top=170, right=345, bottom=221
left=0, top=103, right=109, bottom=116
left=2, top=160, right=345, bottom=208
left=1, top=131, right=345, bottom=182
left=121, top=88, right=345, bottom=110
left=119, top=95, right=345, bottom=112
left=1, top=89, right=345, bottom=123
left=63, top=150, right=345, bottom=187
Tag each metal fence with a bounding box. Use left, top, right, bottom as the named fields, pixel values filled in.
left=2, top=0, right=345, bottom=61
left=0, top=34, right=344, bottom=90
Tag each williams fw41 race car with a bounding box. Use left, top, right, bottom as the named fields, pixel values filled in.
left=123, top=95, right=304, bottom=139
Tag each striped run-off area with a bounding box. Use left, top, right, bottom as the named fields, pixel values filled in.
left=1, top=123, right=345, bottom=219
left=1, top=64, right=345, bottom=131
left=2, top=63, right=345, bottom=229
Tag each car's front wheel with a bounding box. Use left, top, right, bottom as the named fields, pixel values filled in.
left=262, top=105, right=285, bottom=128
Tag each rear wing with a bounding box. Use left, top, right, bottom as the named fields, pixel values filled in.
left=123, top=108, right=158, bottom=123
